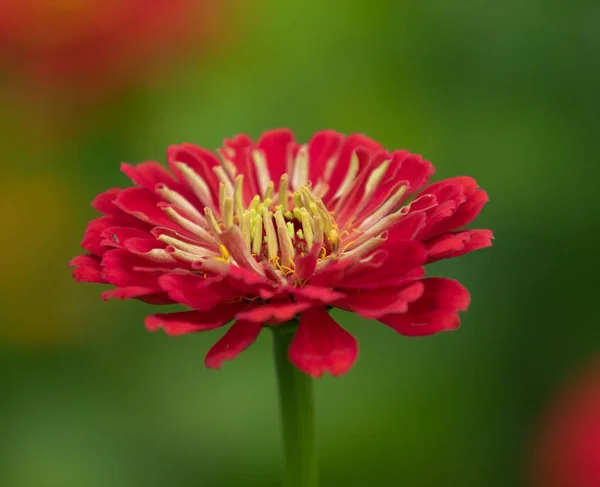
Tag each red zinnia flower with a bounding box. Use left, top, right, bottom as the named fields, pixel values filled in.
left=70, top=129, right=492, bottom=377
left=530, top=358, right=600, bottom=487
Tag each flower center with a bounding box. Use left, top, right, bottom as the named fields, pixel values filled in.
left=207, top=173, right=338, bottom=276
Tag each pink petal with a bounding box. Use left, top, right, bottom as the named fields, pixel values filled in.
left=145, top=306, right=240, bottom=336
left=204, top=320, right=263, bottom=369
left=236, top=302, right=313, bottom=324
left=289, top=307, right=358, bottom=378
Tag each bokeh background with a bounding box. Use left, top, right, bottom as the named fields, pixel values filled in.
left=1, top=1, right=598, bottom=486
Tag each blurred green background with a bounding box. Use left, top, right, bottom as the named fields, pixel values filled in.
left=0, top=1, right=598, bottom=486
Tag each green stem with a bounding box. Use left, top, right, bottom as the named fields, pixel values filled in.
left=272, top=323, right=318, bottom=487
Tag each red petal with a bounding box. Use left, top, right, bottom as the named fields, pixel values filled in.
left=167, top=144, right=221, bottom=203
left=121, top=161, right=178, bottom=191
left=219, top=226, right=267, bottom=277
left=114, top=187, right=177, bottom=228
left=425, top=229, right=493, bottom=263
left=236, top=302, right=313, bottom=324
left=393, top=151, right=435, bottom=196
left=81, top=215, right=119, bottom=255
left=101, top=286, right=158, bottom=301
left=158, top=273, right=240, bottom=309
left=379, top=278, right=470, bottom=336
left=418, top=177, right=489, bottom=238
left=69, top=255, right=105, bottom=283
left=325, top=133, right=383, bottom=202
left=145, top=306, right=240, bottom=336
left=307, top=130, right=344, bottom=185
left=293, top=244, right=321, bottom=280
left=292, top=286, right=346, bottom=304
left=101, top=249, right=174, bottom=288
left=340, top=240, right=426, bottom=290
left=220, top=135, right=258, bottom=201
left=335, top=281, right=425, bottom=319
left=289, top=307, right=358, bottom=378
left=385, top=212, right=427, bottom=242
left=257, top=129, right=295, bottom=183
left=100, top=226, right=149, bottom=249
left=91, top=188, right=122, bottom=215
left=204, top=320, right=262, bottom=369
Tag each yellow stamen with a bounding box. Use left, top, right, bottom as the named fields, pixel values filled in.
left=219, top=182, right=226, bottom=218
left=293, top=190, right=303, bottom=210
left=262, top=207, right=279, bottom=259
left=234, top=175, right=244, bottom=217
left=274, top=211, right=295, bottom=267
left=300, top=208, right=314, bottom=248
left=249, top=195, right=261, bottom=211
left=329, top=229, right=340, bottom=251
left=252, top=214, right=263, bottom=255
left=223, top=197, right=234, bottom=228
left=286, top=221, right=295, bottom=238
left=240, top=211, right=251, bottom=252
left=265, top=181, right=275, bottom=200
left=279, top=174, right=289, bottom=211
left=252, top=149, right=271, bottom=197
left=204, top=207, right=222, bottom=234
left=313, top=214, right=324, bottom=245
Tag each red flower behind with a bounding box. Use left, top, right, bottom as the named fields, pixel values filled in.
left=530, top=358, right=600, bottom=487
left=0, top=0, right=220, bottom=96
left=70, top=129, right=493, bottom=377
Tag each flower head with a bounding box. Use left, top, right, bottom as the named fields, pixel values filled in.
left=70, top=129, right=492, bottom=377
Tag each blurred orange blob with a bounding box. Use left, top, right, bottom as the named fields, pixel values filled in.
left=530, top=358, right=600, bottom=487
left=0, top=0, right=220, bottom=97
